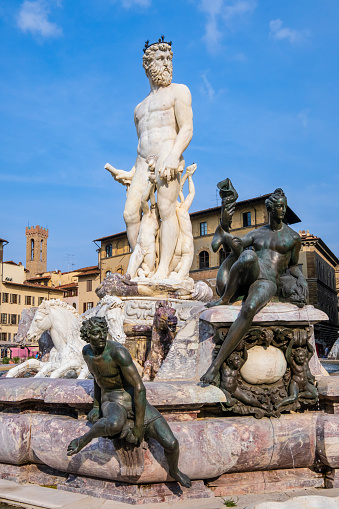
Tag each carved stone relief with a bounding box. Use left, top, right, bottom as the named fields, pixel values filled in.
left=212, top=325, right=318, bottom=418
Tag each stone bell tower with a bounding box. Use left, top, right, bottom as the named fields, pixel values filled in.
left=25, top=225, right=48, bottom=277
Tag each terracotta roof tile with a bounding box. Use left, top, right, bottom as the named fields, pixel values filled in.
left=58, top=282, right=79, bottom=289
left=2, top=281, right=63, bottom=291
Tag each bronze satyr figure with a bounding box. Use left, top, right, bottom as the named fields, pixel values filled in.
left=201, top=186, right=308, bottom=385
left=67, top=316, right=191, bottom=488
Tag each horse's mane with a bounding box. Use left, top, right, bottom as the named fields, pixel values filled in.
left=80, top=296, right=126, bottom=344
left=37, top=299, right=83, bottom=350
left=81, top=296, right=124, bottom=320
left=96, top=295, right=124, bottom=309
left=38, top=299, right=80, bottom=318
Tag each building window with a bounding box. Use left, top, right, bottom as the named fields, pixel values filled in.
left=32, top=296, right=35, bottom=306
left=2, top=293, right=9, bottom=303
left=200, top=222, right=207, bottom=236
left=1, top=333, right=7, bottom=342
left=25, top=296, right=32, bottom=305
left=83, top=302, right=93, bottom=312
left=40, top=240, right=43, bottom=261
left=31, top=239, right=34, bottom=261
left=72, top=303, right=77, bottom=309
left=18, top=295, right=21, bottom=305
left=10, top=294, right=18, bottom=304
left=64, top=288, right=78, bottom=298
left=106, top=243, right=112, bottom=257
left=86, top=280, right=92, bottom=292
left=106, top=271, right=112, bottom=277
left=10, top=314, right=17, bottom=325
left=1, top=314, right=7, bottom=325
left=199, top=251, right=210, bottom=269
left=38, top=297, right=44, bottom=305
left=243, top=212, right=251, bottom=227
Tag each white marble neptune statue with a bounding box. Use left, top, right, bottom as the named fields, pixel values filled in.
left=105, top=36, right=194, bottom=282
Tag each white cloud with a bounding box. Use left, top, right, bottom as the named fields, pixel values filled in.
left=199, top=71, right=226, bottom=100
left=223, top=0, right=256, bottom=20
left=201, top=72, right=216, bottom=100
left=297, top=110, right=310, bottom=128
left=203, top=16, right=223, bottom=53
left=17, top=0, right=62, bottom=38
left=111, top=0, right=151, bottom=8
left=199, top=0, right=256, bottom=54
left=232, top=52, right=247, bottom=62
left=269, top=19, right=302, bottom=44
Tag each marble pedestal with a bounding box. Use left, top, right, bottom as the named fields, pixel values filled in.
left=156, top=303, right=328, bottom=382
left=97, top=274, right=210, bottom=327
left=0, top=303, right=334, bottom=504
left=100, top=275, right=208, bottom=367
left=121, top=298, right=205, bottom=369
left=123, top=296, right=205, bottom=328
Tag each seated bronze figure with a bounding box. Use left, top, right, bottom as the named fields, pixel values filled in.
left=67, top=316, right=191, bottom=488
left=201, top=184, right=308, bottom=385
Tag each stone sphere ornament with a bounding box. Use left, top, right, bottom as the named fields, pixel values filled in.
left=240, top=346, right=287, bottom=385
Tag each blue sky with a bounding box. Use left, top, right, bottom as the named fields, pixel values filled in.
left=0, top=0, right=338, bottom=271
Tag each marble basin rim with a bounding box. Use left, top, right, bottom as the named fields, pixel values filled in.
left=200, top=302, right=329, bottom=327
left=0, top=377, right=339, bottom=485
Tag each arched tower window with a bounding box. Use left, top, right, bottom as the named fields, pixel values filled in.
left=117, top=267, right=124, bottom=275
left=106, top=270, right=112, bottom=277
left=40, top=240, right=43, bottom=261
left=199, top=251, right=209, bottom=269
left=106, top=243, right=112, bottom=257
left=30, top=239, right=34, bottom=261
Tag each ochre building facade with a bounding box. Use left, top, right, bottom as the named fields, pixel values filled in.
left=94, top=193, right=300, bottom=291
left=93, top=194, right=338, bottom=350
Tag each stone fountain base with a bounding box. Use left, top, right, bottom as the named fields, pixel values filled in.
left=0, top=376, right=339, bottom=504
left=0, top=303, right=336, bottom=504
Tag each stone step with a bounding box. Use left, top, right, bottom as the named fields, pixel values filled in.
left=0, top=479, right=221, bottom=508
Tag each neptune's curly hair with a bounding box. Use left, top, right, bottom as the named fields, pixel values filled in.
left=265, top=188, right=287, bottom=212
left=80, top=317, right=108, bottom=343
